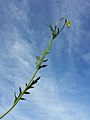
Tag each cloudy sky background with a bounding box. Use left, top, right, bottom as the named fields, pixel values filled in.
left=0, top=0, right=90, bottom=120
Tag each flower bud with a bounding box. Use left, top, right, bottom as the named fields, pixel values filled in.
left=66, top=20, right=71, bottom=28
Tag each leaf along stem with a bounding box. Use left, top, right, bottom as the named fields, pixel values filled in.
left=0, top=17, right=69, bottom=119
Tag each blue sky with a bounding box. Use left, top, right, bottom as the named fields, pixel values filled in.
left=0, top=0, right=90, bottom=120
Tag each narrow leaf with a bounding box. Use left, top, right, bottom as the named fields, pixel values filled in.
left=14, top=92, right=17, bottom=99
left=36, top=56, right=40, bottom=60
left=35, top=61, right=39, bottom=68
left=20, top=97, right=26, bottom=100
left=19, top=86, right=22, bottom=94
left=35, top=76, right=41, bottom=81
left=46, top=51, right=49, bottom=54
left=57, top=28, right=60, bottom=34
left=65, top=19, right=67, bottom=23
left=24, top=91, right=30, bottom=94
left=14, top=92, right=17, bottom=103
left=30, top=86, right=34, bottom=88
left=54, top=24, right=57, bottom=30
left=49, top=24, right=53, bottom=31
left=26, top=85, right=34, bottom=90
left=43, top=59, right=48, bottom=62
left=30, top=76, right=41, bottom=86
left=39, top=65, right=47, bottom=69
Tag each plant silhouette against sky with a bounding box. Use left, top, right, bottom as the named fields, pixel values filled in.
left=0, top=17, right=71, bottom=119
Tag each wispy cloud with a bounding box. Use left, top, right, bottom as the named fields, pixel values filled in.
left=13, top=75, right=88, bottom=120
left=0, top=0, right=90, bottom=120
left=82, top=52, right=90, bottom=64
left=0, top=0, right=36, bottom=110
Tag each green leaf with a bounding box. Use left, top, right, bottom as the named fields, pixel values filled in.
left=35, top=76, right=41, bottom=81
left=19, top=86, right=22, bottom=94
left=14, top=92, right=17, bottom=103
left=35, top=61, right=39, bottom=68
left=20, top=97, right=26, bottom=100
left=36, top=56, right=41, bottom=61
left=26, top=85, right=34, bottom=90
left=26, top=76, right=40, bottom=91
left=57, top=28, right=60, bottom=34
left=38, top=65, right=47, bottom=70
left=43, top=59, right=48, bottom=62
left=31, top=76, right=41, bottom=86
left=24, top=91, right=30, bottom=94
left=25, top=83, right=27, bottom=86
left=46, top=51, right=49, bottom=54
left=65, top=19, right=67, bottom=23
left=54, top=24, right=57, bottom=30
left=14, top=92, right=17, bottom=99
left=66, top=20, right=71, bottom=28
left=29, top=86, right=34, bottom=88
left=49, top=24, right=53, bottom=31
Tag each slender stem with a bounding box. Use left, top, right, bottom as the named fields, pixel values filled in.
left=0, top=17, right=67, bottom=119
left=0, top=37, right=53, bottom=119
left=0, top=104, right=16, bottom=120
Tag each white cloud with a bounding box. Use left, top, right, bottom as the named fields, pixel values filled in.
left=82, top=52, right=90, bottom=64
left=21, top=75, right=85, bottom=120
left=8, top=1, right=29, bottom=25
left=0, top=0, right=90, bottom=120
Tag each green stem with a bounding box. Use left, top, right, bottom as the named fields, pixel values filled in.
left=0, top=17, right=67, bottom=119
left=0, top=37, right=53, bottom=119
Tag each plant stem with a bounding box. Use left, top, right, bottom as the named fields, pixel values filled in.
left=0, top=17, right=68, bottom=119
left=0, top=37, right=54, bottom=119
